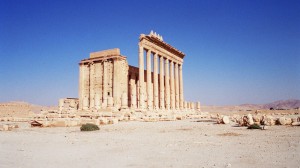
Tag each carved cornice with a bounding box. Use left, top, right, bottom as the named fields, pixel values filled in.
left=79, top=55, right=126, bottom=65
left=139, top=33, right=185, bottom=59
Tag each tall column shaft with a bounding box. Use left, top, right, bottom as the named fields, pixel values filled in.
left=98, top=62, right=103, bottom=109
left=165, top=59, right=170, bottom=110
left=82, top=64, right=90, bottom=110
left=146, top=50, right=152, bottom=109
left=175, top=63, right=179, bottom=109
left=89, top=63, right=95, bottom=109
left=153, top=53, right=159, bottom=110
left=79, top=64, right=84, bottom=110
left=179, top=64, right=184, bottom=109
left=103, top=61, right=108, bottom=108
left=138, top=45, right=145, bottom=109
left=159, top=56, right=165, bottom=109
left=130, top=74, right=137, bottom=109
left=170, top=61, right=175, bottom=109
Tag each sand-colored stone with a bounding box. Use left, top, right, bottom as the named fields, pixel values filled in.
left=222, top=116, right=230, bottom=124
left=77, top=31, right=191, bottom=113
left=247, top=114, right=254, bottom=125
left=90, top=48, right=120, bottom=59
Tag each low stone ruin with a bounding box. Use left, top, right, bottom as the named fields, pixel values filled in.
left=216, top=113, right=300, bottom=127
left=0, top=124, right=18, bottom=131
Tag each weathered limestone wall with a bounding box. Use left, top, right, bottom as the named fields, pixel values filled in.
left=78, top=48, right=128, bottom=111
left=59, top=98, right=79, bottom=114
left=113, top=58, right=129, bottom=109
left=76, top=32, right=198, bottom=113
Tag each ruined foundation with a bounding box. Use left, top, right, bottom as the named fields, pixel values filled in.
left=29, top=31, right=202, bottom=126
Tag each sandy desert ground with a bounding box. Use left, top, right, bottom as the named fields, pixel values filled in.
left=1, top=119, right=299, bottom=168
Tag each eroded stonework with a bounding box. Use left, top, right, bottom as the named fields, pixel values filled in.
left=65, top=31, right=200, bottom=113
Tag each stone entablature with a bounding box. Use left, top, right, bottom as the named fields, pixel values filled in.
left=139, top=33, right=185, bottom=64
left=90, top=48, right=121, bottom=58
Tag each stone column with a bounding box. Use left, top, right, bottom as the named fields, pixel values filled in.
left=138, top=45, right=145, bottom=109
left=94, top=63, right=100, bottom=110
left=99, top=62, right=104, bottom=109
left=79, top=64, right=84, bottom=110
left=170, top=61, right=175, bottom=110
left=89, top=63, right=95, bottom=109
left=175, top=62, right=179, bottom=110
left=159, top=56, right=165, bottom=109
left=165, top=59, right=170, bottom=110
left=146, top=49, right=152, bottom=109
left=82, top=64, right=89, bottom=110
left=191, top=102, right=195, bottom=110
left=102, top=61, right=108, bottom=108
left=121, top=92, right=128, bottom=109
left=59, top=98, right=64, bottom=112
left=153, top=53, right=159, bottom=110
left=179, top=64, right=183, bottom=109
left=130, top=73, right=137, bottom=109
left=197, top=102, right=201, bottom=111
left=107, top=96, right=113, bottom=108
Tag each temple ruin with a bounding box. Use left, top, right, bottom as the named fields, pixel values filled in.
left=61, top=31, right=200, bottom=114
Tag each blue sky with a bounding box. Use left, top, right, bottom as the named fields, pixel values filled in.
left=0, top=0, right=299, bottom=106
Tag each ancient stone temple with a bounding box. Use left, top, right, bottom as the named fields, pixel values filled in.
left=76, top=31, right=194, bottom=113
left=78, top=48, right=128, bottom=111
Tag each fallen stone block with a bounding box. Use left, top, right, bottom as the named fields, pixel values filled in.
left=285, top=117, right=292, bottom=125
left=247, top=114, right=254, bottom=125
left=100, top=118, right=109, bottom=125
left=291, top=122, right=300, bottom=126
left=108, top=118, right=119, bottom=124
left=278, top=117, right=286, bottom=125
left=30, top=120, right=43, bottom=127
left=0, top=124, right=9, bottom=131
left=54, top=120, right=67, bottom=127
left=222, top=116, right=230, bottom=124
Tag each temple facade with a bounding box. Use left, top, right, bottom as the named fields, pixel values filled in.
left=76, top=31, right=198, bottom=112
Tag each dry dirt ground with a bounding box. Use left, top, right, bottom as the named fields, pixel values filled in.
left=1, top=120, right=299, bottom=168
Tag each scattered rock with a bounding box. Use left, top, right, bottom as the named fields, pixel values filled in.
left=261, top=115, right=275, bottom=126
left=0, top=124, right=18, bottom=131
left=278, top=117, right=286, bottom=125
left=222, top=116, right=230, bottom=124
left=247, top=114, right=254, bottom=125
left=285, top=118, right=292, bottom=125
left=291, top=122, right=300, bottom=126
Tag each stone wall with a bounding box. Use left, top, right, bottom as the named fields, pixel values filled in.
left=78, top=48, right=128, bottom=111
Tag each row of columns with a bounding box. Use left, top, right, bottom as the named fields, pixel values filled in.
left=138, top=46, right=184, bottom=110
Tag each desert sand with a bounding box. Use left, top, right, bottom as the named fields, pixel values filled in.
left=1, top=119, right=299, bottom=168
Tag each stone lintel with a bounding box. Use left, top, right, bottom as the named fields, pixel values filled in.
left=79, top=55, right=126, bottom=65
left=139, top=34, right=185, bottom=59
left=90, top=48, right=120, bottom=58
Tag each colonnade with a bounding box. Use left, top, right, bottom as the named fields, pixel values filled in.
left=138, top=45, right=184, bottom=110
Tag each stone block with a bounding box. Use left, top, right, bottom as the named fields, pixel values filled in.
left=291, top=122, right=300, bottom=126
left=54, top=120, right=67, bottom=127
left=90, top=48, right=120, bottom=58
left=100, top=112, right=113, bottom=117
left=222, top=116, right=230, bottom=124
left=109, top=118, right=119, bottom=124
left=100, top=118, right=109, bottom=125
left=2, top=124, right=9, bottom=131
left=69, top=120, right=79, bottom=127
